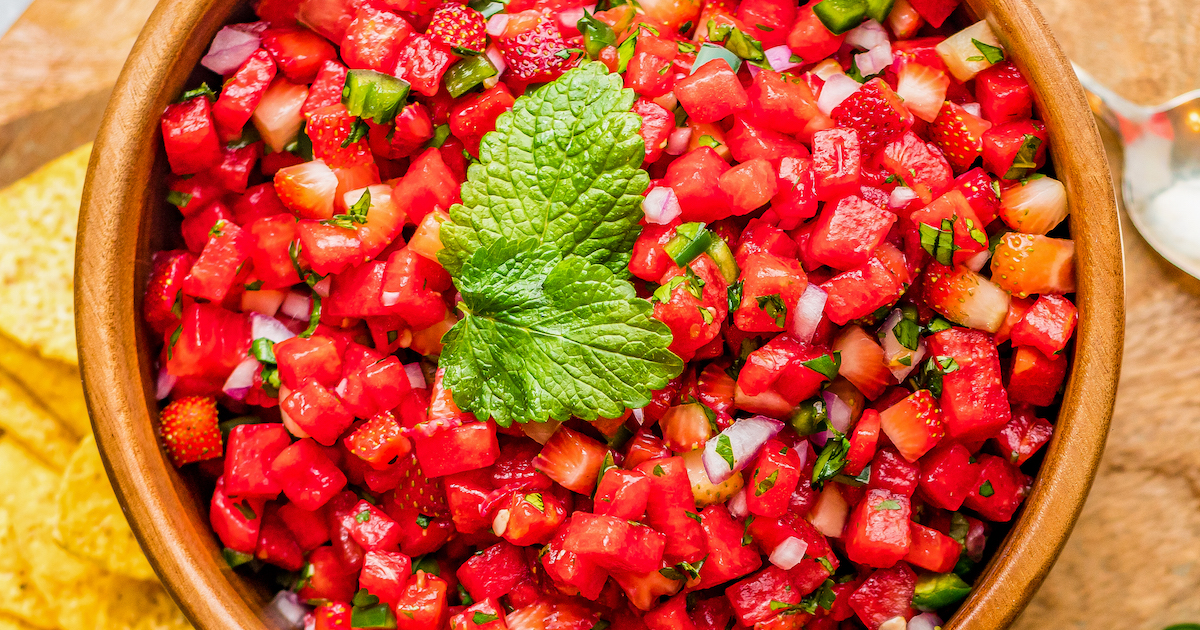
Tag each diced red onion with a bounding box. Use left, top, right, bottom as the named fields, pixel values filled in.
left=200, top=24, right=263, bottom=76
left=962, top=102, right=982, bottom=117
left=855, top=43, right=894, bottom=77
left=222, top=357, right=259, bottom=401
left=267, top=590, right=308, bottom=629
left=811, top=429, right=832, bottom=447
left=486, top=13, right=509, bottom=37
left=964, top=248, right=991, bottom=272
left=768, top=536, right=809, bottom=570
left=822, top=391, right=852, bottom=433
left=403, top=363, right=427, bottom=389
left=888, top=186, right=919, bottom=209
left=908, top=613, right=944, bottom=630
left=878, top=617, right=908, bottom=630
left=156, top=366, right=177, bottom=401
left=966, top=522, right=987, bottom=560
left=746, top=64, right=761, bottom=78
left=642, top=187, right=682, bottom=225
left=880, top=309, right=925, bottom=381
left=702, top=415, right=784, bottom=484
left=726, top=488, right=749, bottom=519
left=241, top=288, right=286, bottom=316
left=790, top=284, right=827, bottom=343
left=484, top=45, right=507, bottom=88
left=845, top=19, right=889, bottom=50
left=765, top=45, right=802, bottom=73
left=280, top=291, right=311, bottom=320
left=817, top=74, right=862, bottom=115
left=631, top=407, right=646, bottom=426
left=251, top=312, right=296, bottom=343
left=665, top=127, right=692, bottom=155
left=521, top=420, right=561, bottom=445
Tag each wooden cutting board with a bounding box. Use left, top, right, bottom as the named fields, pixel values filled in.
left=2, top=0, right=1197, bottom=628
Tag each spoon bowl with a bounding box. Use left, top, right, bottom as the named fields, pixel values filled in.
left=1076, top=63, right=1200, bottom=278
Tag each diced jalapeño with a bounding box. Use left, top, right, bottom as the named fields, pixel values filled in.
left=342, top=69, right=411, bottom=125
left=705, top=235, right=740, bottom=283
left=864, top=0, right=896, bottom=23
left=812, top=0, right=868, bottom=35
left=912, top=572, right=972, bottom=610
left=664, top=222, right=714, bottom=267
left=444, top=55, right=498, bottom=98
left=692, top=43, right=743, bottom=74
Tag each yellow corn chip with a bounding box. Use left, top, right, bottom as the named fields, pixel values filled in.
left=0, top=614, right=39, bottom=630
left=0, top=332, right=90, bottom=437
left=0, top=143, right=89, bottom=366
left=0, top=510, right=55, bottom=629
left=0, top=370, right=78, bottom=469
left=56, top=434, right=154, bottom=580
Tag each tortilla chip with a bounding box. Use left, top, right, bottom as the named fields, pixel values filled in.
left=0, top=511, right=55, bottom=629
left=0, top=438, right=191, bottom=630
left=0, top=143, right=89, bottom=366
left=0, top=332, right=90, bottom=437
left=0, top=370, right=78, bottom=469
left=56, top=434, right=154, bottom=580
left=0, top=614, right=40, bottom=630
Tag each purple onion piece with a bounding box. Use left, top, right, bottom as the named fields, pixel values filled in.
left=156, top=365, right=177, bottom=401
left=200, top=25, right=263, bottom=76
left=642, top=187, right=682, bottom=225
left=768, top=536, right=809, bottom=570
left=765, top=45, right=802, bottom=73
left=403, top=363, right=427, bottom=389
left=823, top=390, right=853, bottom=433
left=790, top=284, right=827, bottom=343
left=250, top=312, right=296, bottom=343
left=702, top=415, right=784, bottom=484
left=907, top=613, right=944, bottom=630
left=817, top=74, right=862, bottom=115
left=222, top=356, right=259, bottom=401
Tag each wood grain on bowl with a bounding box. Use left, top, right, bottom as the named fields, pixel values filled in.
left=75, top=1, right=1124, bottom=629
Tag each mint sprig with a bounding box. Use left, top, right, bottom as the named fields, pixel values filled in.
left=440, top=239, right=682, bottom=426
left=439, top=62, right=650, bottom=278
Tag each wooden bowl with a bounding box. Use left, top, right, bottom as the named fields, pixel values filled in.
left=75, top=0, right=1124, bottom=627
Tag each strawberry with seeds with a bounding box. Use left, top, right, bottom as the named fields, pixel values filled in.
left=499, top=14, right=572, bottom=84
left=928, top=100, right=993, bottom=173
left=832, top=78, right=914, bottom=155
left=427, top=3, right=488, bottom=53
left=160, top=395, right=223, bottom=466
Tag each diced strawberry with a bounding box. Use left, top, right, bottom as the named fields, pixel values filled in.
left=975, top=61, right=1034, bottom=126
left=341, top=7, right=413, bottom=72
left=990, top=233, right=1075, bottom=297
left=922, top=262, right=1010, bottom=333
left=144, top=250, right=195, bottom=336
left=395, top=34, right=457, bottom=97
left=158, top=395, right=223, bottom=466
left=879, top=131, right=953, bottom=204
left=498, top=15, right=570, bottom=84
left=533, top=426, right=609, bottom=494
left=307, top=104, right=374, bottom=169
left=927, top=100, right=992, bottom=174
left=261, top=25, right=339, bottom=84
left=302, top=60, right=349, bottom=117
left=981, top=119, right=1048, bottom=180
left=495, top=488, right=567, bottom=546
left=904, top=522, right=961, bottom=573
left=895, top=62, right=949, bottom=123
left=844, top=488, right=912, bottom=569
left=275, top=159, right=340, bottom=220
left=848, top=564, right=917, bottom=630
left=161, top=95, right=223, bottom=175
left=427, top=3, right=487, bottom=52
left=1009, top=294, right=1077, bottom=356
left=1007, top=345, right=1068, bottom=407
left=213, top=49, right=278, bottom=142
left=953, top=166, right=1000, bottom=225
left=832, top=78, right=913, bottom=154
left=833, top=325, right=892, bottom=400
left=660, top=402, right=714, bottom=453
left=633, top=99, right=673, bottom=164
left=393, top=570, right=449, bottom=628
left=611, top=564, right=684, bottom=612
left=343, top=412, right=412, bottom=470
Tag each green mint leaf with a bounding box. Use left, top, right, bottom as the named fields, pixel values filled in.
left=525, top=493, right=545, bottom=511
left=892, top=317, right=920, bottom=351
left=715, top=433, right=735, bottom=470
left=439, top=62, right=650, bottom=277
left=919, top=217, right=959, bottom=266
left=440, top=239, right=682, bottom=425
left=801, top=352, right=840, bottom=380
left=971, top=38, right=1005, bottom=64
left=875, top=499, right=901, bottom=510
left=1004, top=133, right=1043, bottom=179
left=473, top=612, right=500, bottom=625
left=979, top=480, right=995, bottom=497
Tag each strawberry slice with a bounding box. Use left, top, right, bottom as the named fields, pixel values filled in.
left=878, top=389, right=944, bottom=462
left=879, top=131, right=953, bottom=204
left=159, top=395, right=223, bottom=466
left=427, top=3, right=487, bottom=53
left=831, top=78, right=913, bottom=154
left=953, top=167, right=1001, bottom=225
left=832, top=324, right=892, bottom=401
left=390, top=453, right=451, bottom=518
left=306, top=104, right=374, bottom=169
left=928, top=100, right=993, bottom=174
left=533, top=426, right=609, bottom=494
left=989, top=233, right=1076, bottom=298
left=499, top=14, right=572, bottom=84
left=922, top=262, right=1011, bottom=333
left=274, top=159, right=340, bottom=220
left=144, top=249, right=195, bottom=336
left=895, top=62, right=949, bottom=123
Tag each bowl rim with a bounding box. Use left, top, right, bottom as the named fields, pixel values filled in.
left=75, top=0, right=1124, bottom=627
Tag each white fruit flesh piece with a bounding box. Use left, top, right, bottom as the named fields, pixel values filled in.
left=935, top=20, right=1005, bottom=82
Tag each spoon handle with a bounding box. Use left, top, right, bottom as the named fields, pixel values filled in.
left=1072, top=63, right=1143, bottom=140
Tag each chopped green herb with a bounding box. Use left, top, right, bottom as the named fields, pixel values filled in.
left=919, top=216, right=960, bottom=266
left=179, top=83, right=217, bottom=102
left=801, top=352, right=841, bottom=380
left=235, top=500, right=257, bottom=521
left=812, top=431, right=850, bottom=488
left=979, top=480, right=995, bottom=497
left=653, top=464, right=665, bottom=477
left=299, top=293, right=322, bottom=339
left=875, top=499, right=902, bottom=510
left=244, top=280, right=264, bottom=291
left=342, top=118, right=370, bottom=148
left=525, top=493, right=545, bottom=512
left=208, top=220, right=226, bottom=239
left=166, top=190, right=193, bottom=208
left=355, top=509, right=371, bottom=523
left=684, top=511, right=702, bottom=523
left=426, top=124, right=451, bottom=149
left=167, top=324, right=182, bottom=360
left=1004, top=133, right=1043, bottom=179
left=727, top=281, right=744, bottom=313
left=755, top=293, right=787, bottom=328
left=892, top=317, right=920, bottom=351
left=971, top=38, right=1005, bottom=64
left=415, top=514, right=431, bottom=529
left=755, top=470, right=778, bottom=496
left=714, top=434, right=736, bottom=470
left=473, top=612, right=500, bottom=625
left=322, top=187, right=372, bottom=229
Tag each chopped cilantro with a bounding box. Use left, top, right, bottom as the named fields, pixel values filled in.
left=971, top=38, right=1005, bottom=64
left=715, top=434, right=736, bottom=470
left=166, top=190, right=192, bottom=208
left=755, top=469, right=779, bottom=496
left=801, top=352, right=841, bottom=380
left=979, top=480, right=995, bottom=497
left=473, top=612, right=500, bottom=625
left=875, top=499, right=902, bottom=510
left=755, top=293, right=787, bottom=328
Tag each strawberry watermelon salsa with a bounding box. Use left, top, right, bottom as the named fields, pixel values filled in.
left=148, top=0, right=1076, bottom=626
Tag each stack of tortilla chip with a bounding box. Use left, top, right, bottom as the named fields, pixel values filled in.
left=0, top=145, right=193, bottom=629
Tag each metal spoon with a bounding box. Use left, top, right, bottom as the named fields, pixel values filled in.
left=1075, top=63, right=1200, bottom=279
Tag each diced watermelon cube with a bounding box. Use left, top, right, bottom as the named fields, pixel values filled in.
left=843, top=488, right=912, bottom=569
left=224, top=423, right=292, bottom=499
left=269, top=437, right=348, bottom=510
left=917, top=443, right=977, bottom=511
left=161, top=95, right=224, bottom=175
left=963, top=453, right=1032, bottom=522
left=848, top=563, right=917, bottom=630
